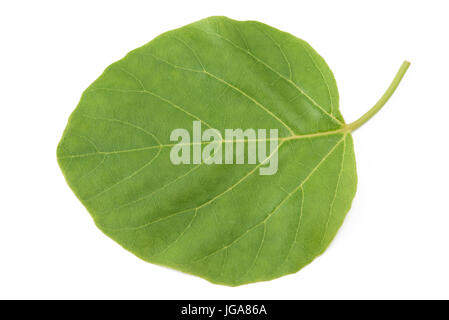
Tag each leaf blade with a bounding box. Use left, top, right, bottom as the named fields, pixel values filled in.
left=57, top=16, right=357, bottom=286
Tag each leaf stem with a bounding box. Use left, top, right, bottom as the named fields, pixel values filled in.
left=346, top=60, right=410, bottom=132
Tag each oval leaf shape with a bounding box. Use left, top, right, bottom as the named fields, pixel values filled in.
left=58, top=16, right=358, bottom=286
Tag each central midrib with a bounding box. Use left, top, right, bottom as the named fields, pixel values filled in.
left=58, top=127, right=348, bottom=159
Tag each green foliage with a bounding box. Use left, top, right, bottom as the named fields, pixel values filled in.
left=57, top=16, right=409, bottom=286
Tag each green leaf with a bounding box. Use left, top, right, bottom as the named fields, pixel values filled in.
left=57, top=16, right=409, bottom=286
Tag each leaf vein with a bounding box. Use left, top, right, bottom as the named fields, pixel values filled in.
left=194, top=28, right=343, bottom=126
left=192, top=137, right=345, bottom=263
left=100, top=141, right=284, bottom=231
left=83, top=145, right=162, bottom=201
left=320, top=135, right=346, bottom=250
left=142, top=52, right=295, bottom=135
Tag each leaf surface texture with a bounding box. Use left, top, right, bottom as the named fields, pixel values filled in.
left=57, top=16, right=357, bottom=286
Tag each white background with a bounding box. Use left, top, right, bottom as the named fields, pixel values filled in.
left=1, top=0, right=448, bottom=299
